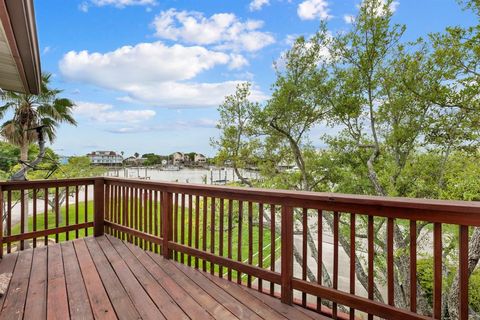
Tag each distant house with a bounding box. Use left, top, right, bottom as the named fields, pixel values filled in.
left=87, top=151, right=123, bottom=166
left=194, top=153, right=207, bottom=164
left=171, top=152, right=184, bottom=165
left=124, top=156, right=147, bottom=166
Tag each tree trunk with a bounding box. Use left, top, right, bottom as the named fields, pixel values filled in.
left=20, top=141, right=29, bottom=233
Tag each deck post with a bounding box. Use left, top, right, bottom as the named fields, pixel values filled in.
left=94, top=178, right=105, bottom=237
left=162, top=191, right=173, bottom=259
left=281, top=205, right=294, bottom=305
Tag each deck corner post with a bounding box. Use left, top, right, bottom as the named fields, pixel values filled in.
left=162, top=191, right=173, bottom=259
left=94, top=178, right=105, bottom=237
left=281, top=204, right=294, bottom=305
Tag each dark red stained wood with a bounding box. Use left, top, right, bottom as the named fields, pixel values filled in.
left=94, top=179, right=105, bottom=237
left=258, top=202, right=264, bottom=291
left=0, top=249, right=32, bottom=319
left=47, top=244, right=69, bottom=320
left=85, top=184, right=89, bottom=236
left=368, top=215, right=374, bottom=320
left=0, top=252, right=17, bottom=311
left=433, top=223, right=442, bottom=319
left=107, top=235, right=188, bottom=319
left=281, top=205, right=294, bottom=305
left=317, top=209, right=323, bottom=312
left=227, top=199, right=233, bottom=280
left=387, top=217, right=395, bottom=306
left=195, top=195, right=200, bottom=269
left=154, top=190, right=159, bottom=253
left=6, top=190, right=11, bottom=252
left=124, top=239, right=213, bottom=320
left=83, top=237, right=138, bottom=320
left=181, top=193, right=186, bottom=263
left=75, top=186, right=79, bottom=239
left=105, top=184, right=110, bottom=235
left=191, top=195, right=198, bottom=268
left=44, top=188, right=49, bottom=245
left=33, top=188, right=37, bottom=247
left=237, top=200, right=243, bottom=284
left=143, top=189, right=148, bottom=249
left=0, top=187, right=2, bottom=258
left=134, top=188, right=139, bottom=246
left=3, top=223, right=93, bottom=243
left=210, top=197, right=215, bottom=274
left=409, top=220, right=417, bottom=312
left=349, top=213, right=355, bottom=319
left=146, top=250, right=235, bottom=319
left=302, top=207, right=308, bottom=306
left=202, top=196, right=208, bottom=272
left=65, top=186, right=69, bottom=241
left=148, top=189, right=153, bottom=250
left=54, top=188, right=59, bottom=243
left=20, top=189, right=25, bottom=249
left=333, top=211, right=339, bottom=318
left=174, top=193, right=179, bottom=260
left=61, top=242, right=94, bottom=320
left=129, top=187, right=134, bottom=243
left=270, top=204, right=276, bottom=295
left=459, top=225, right=469, bottom=319
left=96, top=236, right=165, bottom=320
left=248, top=201, right=253, bottom=287
left=24, top=247, right=47, bottom=320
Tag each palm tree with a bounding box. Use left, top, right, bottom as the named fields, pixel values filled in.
left=0, top=73, right=76, bottom=235
left=0, top=73, right=77, bottom=176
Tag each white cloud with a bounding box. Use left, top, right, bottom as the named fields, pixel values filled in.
left=79, top=0, right=156, bottom=11
left=297, top=0, right=331, bottom=20
left=59, top=42, right=267, bottom=108
left=74, top=102, right=156, bottom=123
left=42, top=46, right=51, bottom=55
left=343, top=14, right=355, bottom=24
left=249, top=0, right=270, bottom=11
left=152, top=9, right=275, bottom=52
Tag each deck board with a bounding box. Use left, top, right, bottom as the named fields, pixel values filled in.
left=0, top=236, right=329, bottom=320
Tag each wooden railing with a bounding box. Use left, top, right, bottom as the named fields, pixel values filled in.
left=1, top=177, right=479, bottom=320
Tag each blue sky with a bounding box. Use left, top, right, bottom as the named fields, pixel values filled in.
left=35, top=0, right=477, bottom=157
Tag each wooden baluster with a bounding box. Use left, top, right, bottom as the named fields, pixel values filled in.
left=387, top=217, right=395, bottom=306
left=154, top=190, right=159, bottom=252
left=0, top=187, right=3, bottom=258
left=210, top=197, right=215, bottom=274
left=20, top=189, right=25, bottom=249
left=227, top=199, right=233, bottom=280
left=139, top=188, right=143, bottom=247
left=149, top=189, right=153, bottom=251
left=85, top=185, right=89, bottom=237
left=202, top=196, right=208, bottom=272
left=280, top=205, right=293, bottom=305
left=270, top=204, right=276, bottom=295
left=333, top=211, right=339, bottom=318
left=33, top=189, right=37, bottom=247
left=7, top=190, right=11, bottom=253
left=161, top=191, right=173, bottom=259
left=195, top=195, right=200, bottom=269
left=459, top=225, right=469, bottom=319
left=143, top=189, right=148, bottom=248
left=181, top=193, right=186, bottom=263
left=368, top=215, right=374, bottom=320
left=317, top=209, right=323, bottom=312
left=174, top=193, right=179, bottom=260
left=54, top=187, right=59, bottom=243
left=349, top=213, right=355, bottom=319
left=237, top=201, right=243, bottom=284
left=123, top=186, right=127, bottom=241
left=247, top=201, right=253, bottom=287
left=258, top=203, right=264, bottom=292
left=134, top=188, right=139, bottom=245
left=94, top=179, right=105, bottom=237
left=75, top=186, right=79, bottom=239
left=188, top=195, right=193, bottom=266
left=65, top=187, right=69, bottom=241
left=105, top=184, right=110, bottom=235
left=302, top=208, right=308, bottom=306
left=433, top=223, right=442, bottom=319
left=129, top=187, right=134, bottom=243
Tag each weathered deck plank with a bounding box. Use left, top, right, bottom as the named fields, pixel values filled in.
left=24, top=246, right=47, bottom=320
left=47, top=243, right=69, bottom=320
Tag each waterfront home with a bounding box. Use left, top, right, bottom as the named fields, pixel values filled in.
left=194, top=153, right=207, bottom=164
left=171, top=151, right=185, bottom=165
left=87, top=151, right=123, bottom=166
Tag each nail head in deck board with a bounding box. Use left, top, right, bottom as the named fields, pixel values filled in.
left=24, top=247, right=47, bottom=320
left=146, top=250, right=235, bottom=319
left=95, top=236, right=165, bottom=320
left=121, top=238, right=213, bottom=320
left=83, top=238, right=139, bottom=320
left=0, top=249, right=33, bottom=320
left=74, top=239, right=117, bottom=320
left=47, top=244, right=70, bottom=320
left=106, top=235, right=188, bottom=320
left=61, top=242, right=94, bottom=320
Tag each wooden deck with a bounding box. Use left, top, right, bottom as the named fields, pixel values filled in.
left=0, top=235, right=328, bottom=320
